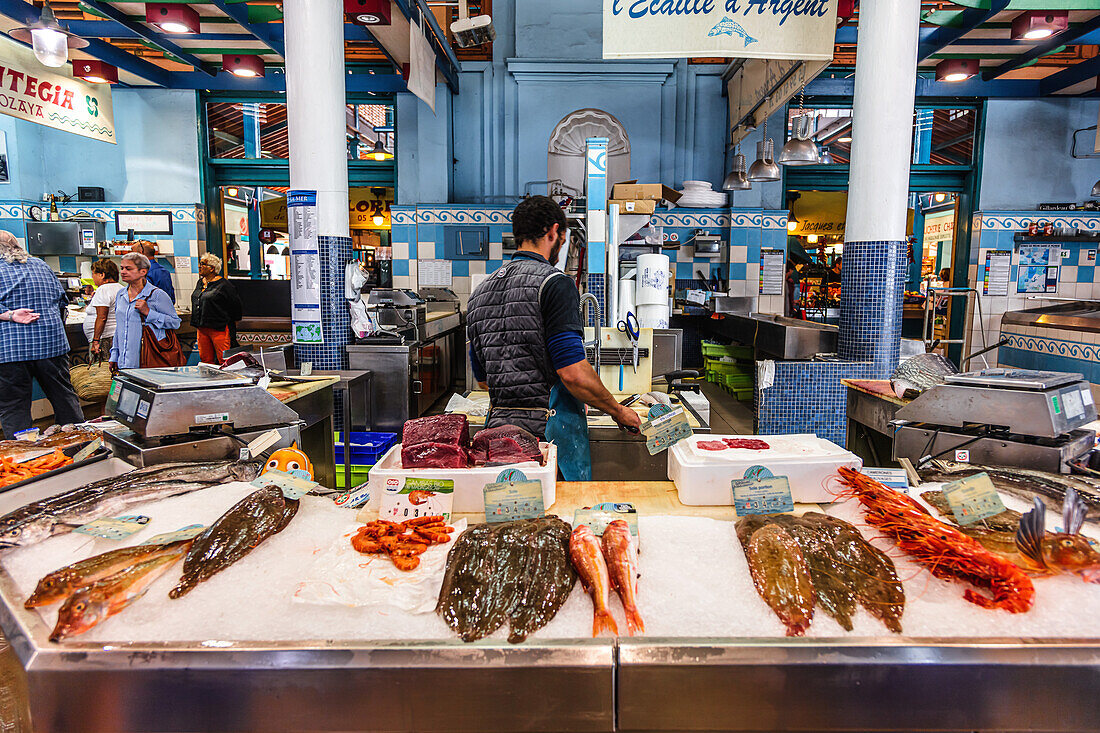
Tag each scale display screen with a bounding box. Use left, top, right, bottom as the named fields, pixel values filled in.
left=116, top=387, right=140, bottom=420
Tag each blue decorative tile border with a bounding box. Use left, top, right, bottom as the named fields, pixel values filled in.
left=979, top=212, right=1100, bottom=231
left=416, top=207, right=512, bottom=225
left=0, top=200, right=200, bottom=222
left=1001, top=333, right=1100, bottom=360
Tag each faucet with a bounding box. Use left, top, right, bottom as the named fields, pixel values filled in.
left=579, top=292, right=601, bottom=373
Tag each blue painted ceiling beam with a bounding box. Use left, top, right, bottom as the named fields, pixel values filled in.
left=984, top=14, right=1100, bottom=80
left=1039, top=53, right=1100, bottom=95
left=390, top=0, right=459, bottom=93
left=204, top=0, right=284, bottom=58
left=917, top=0, right=1011, bottom=61
left=66, top=21, right=264, bottom=42
left=808, top=75, right=1040, bottom=98
left=79, top=0, right=217, bottom=75
left=164, top=68, right=407, bottom=92
left=835, top=25, right=1100, bottom=47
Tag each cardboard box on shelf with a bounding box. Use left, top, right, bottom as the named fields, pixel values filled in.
left=607, top=199, right=656, bottom=215
left=611, top=182, right=682, bottom=205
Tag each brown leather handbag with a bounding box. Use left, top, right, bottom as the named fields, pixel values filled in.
left=139, top=316, right=184, bottom=368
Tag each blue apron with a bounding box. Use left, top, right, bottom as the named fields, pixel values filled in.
left=544, top=382, right=592, bottom=481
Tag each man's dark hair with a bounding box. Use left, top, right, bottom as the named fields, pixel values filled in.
left=512, top=195, right=567, bottom=246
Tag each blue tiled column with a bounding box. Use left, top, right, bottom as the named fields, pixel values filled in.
left=838, top=240, right=908, bottom=376
left=295, top=234, right=352, bottom=370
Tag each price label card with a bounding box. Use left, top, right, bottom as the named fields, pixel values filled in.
left=252, top=468, right=318, bottom=500
left=380, top=477, right=454, bottom=521
left=138, top=524, right=206, bottom=546
left=860, top=467, right=909, bottom=493
left=74, top=514, right=151, bottom=540
left=12, top=449, right=52, bottom=464
left=731, top=476, right=794, bottom=517
left=574, top=502, right=640, bottom=539
left=300, top=362, right=313, bottom=376
left=247, top=429, right=282, bottom=457
left=72, top=437, right=103, bottom=463
left=942, top=473, right=1007, bottom=526
left=484, top=472, right=545, bottom=523
left=640, top=407, right=693, bottom=455
left=334, top=484, right=372, bottom=509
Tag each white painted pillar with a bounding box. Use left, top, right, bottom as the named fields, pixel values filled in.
left=838, top=0, right=921, bottom=375
left=284, top=0, right=349, bottom=238
left=844, top=0, right=920, bottom=242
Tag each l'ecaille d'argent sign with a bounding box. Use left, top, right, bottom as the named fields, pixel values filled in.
left=603, top=0, right=838, bottom=60
left=0, top=37, right=115, bottom=144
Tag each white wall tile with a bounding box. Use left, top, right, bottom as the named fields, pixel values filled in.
left=393, top=241, right=409, bottom=260
left=489, top=242, right=503, bottom=260
left=730, top=245, right=748, bottom=263
left=418, top=242, right=436, bottom=260
left=1062, top=265, right=1078, bottom=284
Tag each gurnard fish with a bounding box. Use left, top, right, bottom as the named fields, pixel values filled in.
left=922, top=488, right=1100, bottom=581
left=890, top=352, right=958, bottom=399
left=601, top=520, right=644, bottom=635
left=569, top=524, right=619, bottom=637
left=49, top=549, right=186, bottom=641
left=169, top=485, right=298, bottom=598
left=920, top=460, right=1100, bottom=524
left=0, top=460, right=262, bottom=549
left=736, top=522, right=815, bottom=636
left=707, top=16, right=758, bottom=45
left=25, top=539, right=193, bottom=607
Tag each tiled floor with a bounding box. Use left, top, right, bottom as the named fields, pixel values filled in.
left=699, top=382, right=754, bottom=435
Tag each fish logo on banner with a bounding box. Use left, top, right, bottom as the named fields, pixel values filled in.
left=708, top=17, right=758, bottom=45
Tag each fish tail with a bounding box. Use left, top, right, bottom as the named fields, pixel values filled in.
left=592, top=608, right=619, bottom=637
left=624, top=605, right=645, bottom=636
left=168, top=580, right=192, bottom=599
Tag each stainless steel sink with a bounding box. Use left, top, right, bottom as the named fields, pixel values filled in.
left=715, top=313, right=838, bottom=360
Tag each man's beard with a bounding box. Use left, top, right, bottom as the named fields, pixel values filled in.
left=549, top=234, right=566, bottom=265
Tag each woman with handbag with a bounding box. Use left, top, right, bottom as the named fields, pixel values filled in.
left=109, top=252, right=182, bottom=371
left=191, top=253, right=241, bottom=364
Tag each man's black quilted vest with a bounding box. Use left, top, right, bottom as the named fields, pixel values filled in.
left=466, top=256, right=567, bottom=438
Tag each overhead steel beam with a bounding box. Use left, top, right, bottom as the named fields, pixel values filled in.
left=164, top=68, right=407, bottom=92
left=808, top=75, right=1041, bottom=98
left=916, top=0, right=1011, bottom=61
left=205, top=0, right=284, bottom=58
left=837, top=24, right=1100, bottom=47
left=984, top=14, right=1100, bottom=80
left=79, top=0, right=217, bottom=75
left=390, top=0, right=460, bottom=92
left=0, top=0, right=171, bottom=85
left=1039, top=53, right=1100, bottom=95
left=66, top=20, right=263, bottom=42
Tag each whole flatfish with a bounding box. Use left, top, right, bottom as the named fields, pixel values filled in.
left=436, top=523, right=500, bottom=642
left=26, top=539, right=193, bottom=607
left=891, top=352, right=958, bottom=399
left=768, top=515, right=857, bottom=632
left=169, top=485, right=298, bottom=598
left=737, top=521, right=815, bottom=637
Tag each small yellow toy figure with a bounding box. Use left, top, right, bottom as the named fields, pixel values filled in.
left=264, top=443, right=314, bottom=481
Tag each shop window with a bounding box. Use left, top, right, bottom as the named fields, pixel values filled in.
left=443, top=226, right=488, bottom=260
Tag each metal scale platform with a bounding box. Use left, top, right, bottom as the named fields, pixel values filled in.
left=892, top=368, right=1098, bottom=473
left=103, top=366, right=303, bottom=466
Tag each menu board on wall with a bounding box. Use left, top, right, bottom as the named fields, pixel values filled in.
left=1016, top=243, right=1060, bottom=294
left=288, top=190, right=324, bottom=345
left=983, top=250, right=1011, bottom=296
left=759, top=248, right=784, bottom=295
left=419, top=259, right=452, bottom=287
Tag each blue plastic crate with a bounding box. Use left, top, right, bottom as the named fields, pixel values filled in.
left=334, top=431, right=398, bottom=466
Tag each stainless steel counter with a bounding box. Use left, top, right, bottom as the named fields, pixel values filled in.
left=712, top=313, right=838, bottom=360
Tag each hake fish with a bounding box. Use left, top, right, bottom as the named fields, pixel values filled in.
left=26, top=538, right=193, bottom=607
left=169, top=485, right=298, bottom=599
left=49, top=549, right=186, bottom=641
left=0, top=460, right=262, bottom=549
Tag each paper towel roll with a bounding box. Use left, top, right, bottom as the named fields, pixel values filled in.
left=618, top=278, right=636, bottom=322
left=635, top=254, right=670, bottom=305
left=637, top=303, right=670, bottom=330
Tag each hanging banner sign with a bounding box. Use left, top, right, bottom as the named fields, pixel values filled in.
left=923, top=211, right=955, bottom=247
left=727, top=58, right=829, bottom=144
left=349, top=187, right=393, bottom=230
left=604, top=0, right=838, bottom=61
left=0, top=37, right=114, bottom=144
left=260, top=197, right=288, bottom=232
left=288, top=190, right=324, bottom=345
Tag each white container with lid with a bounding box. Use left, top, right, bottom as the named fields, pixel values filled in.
left=668, top=434, right=862, bottom=505
left=367, top=442, right=558, bottom=513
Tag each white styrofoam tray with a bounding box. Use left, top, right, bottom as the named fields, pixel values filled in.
left=668, top=434, right=861, bottom=505
left=367, top=442, right=558, bottom=513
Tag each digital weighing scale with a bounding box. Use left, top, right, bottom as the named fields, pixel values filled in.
left=103, top=366, right=303, bottom=466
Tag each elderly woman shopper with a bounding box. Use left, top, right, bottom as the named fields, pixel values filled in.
left=110, top=252, right=181, bottom=370
left=0, top=231, right=83, bottom=438
left=191, top=253, right=241, bottom=364
left=83, top=259, right=123, bottom=358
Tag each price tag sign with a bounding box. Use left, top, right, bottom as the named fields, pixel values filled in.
left=574, top=502, right=640, bottom=539
left=252, top=468, right=318, bottom=500
left=731, top=476, right=794, bottom=517
left=334, top=484, right=372, bottom=509
left=380, top=477, right=454, bottom=521
left=12, top=449, right=52, bottom=464
left=300, top=362, right=313, bottom=376
left=72, top=437, right=103, bottom=463
left=138, top=524, right=206, bottom=546
left=74, top=514, right=151, bottom=540
left=483, top=469, right=545, bottom=523
left=942, top=472, right=1007, bottom=526
left=860, top=467, right=909, bottom=494
left=640, top=406, right=693, bottom=455
left=247, top=429, right=282, bottom=457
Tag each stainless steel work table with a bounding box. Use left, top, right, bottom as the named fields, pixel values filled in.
left=1, top=475, right=1099, bottom=732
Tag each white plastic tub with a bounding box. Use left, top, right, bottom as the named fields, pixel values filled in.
left=668, top=434, right=862, bottom=505
left=367, top=442, right=558, bottom=513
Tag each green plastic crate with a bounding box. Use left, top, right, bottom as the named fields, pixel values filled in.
left=701, top=341, right=753, bottom=360
left=335, top=465, right=372, bottom=489
left=707, top=360, right=753, bottom=377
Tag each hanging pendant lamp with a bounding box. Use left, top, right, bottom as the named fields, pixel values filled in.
left=747, top=117, right=780, bottom=182
left=778, top=87, right=820, bottom=166
left=9, top=0, right=87, bottom=68
left=722, top=145, right=751, bottom=191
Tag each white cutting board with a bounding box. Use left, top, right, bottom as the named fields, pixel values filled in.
left=584, top=326, right=654, bottom=396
